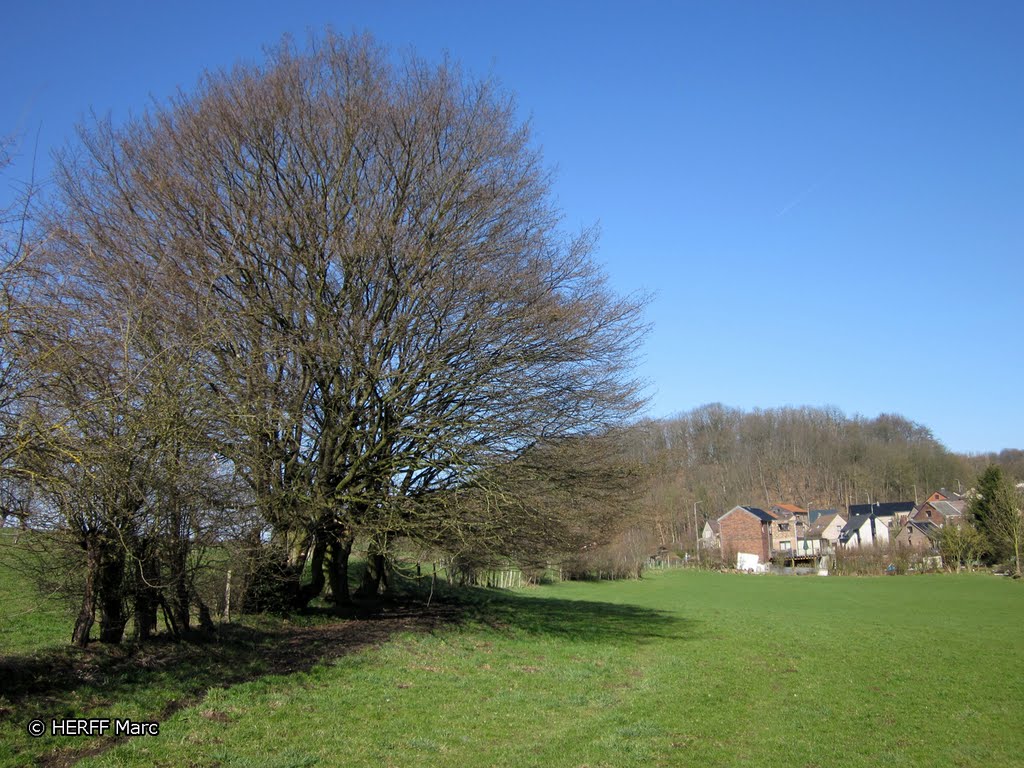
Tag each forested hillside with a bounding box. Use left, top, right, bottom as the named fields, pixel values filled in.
left=598, top=404, right=1016, bottom=559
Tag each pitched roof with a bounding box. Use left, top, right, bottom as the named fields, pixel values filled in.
left=743, top=506, right=774, bottom=522
left=930, top=500, right=965, bottom=517
left=808, top=508, right=838, bottom=524
left=929, top=488, right=964, bottom=502
left=848, top=501, right=915, bottom=518
left=838, top=513, right=885, bottom=543
left=840, top=513, right=869, bottom=536
left=719, top=505, right=774, bottom=523
left=772, top=503, right=807, bottom=514
left=805, top=511, right=843, bottom=538
left=901, top=520, right=940, bottom=540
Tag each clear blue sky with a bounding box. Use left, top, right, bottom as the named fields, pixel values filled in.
left=2, top=1, right=1021, bottom=454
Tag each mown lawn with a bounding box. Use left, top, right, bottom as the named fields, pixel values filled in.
left=3, top=568, right=1024, bottom=767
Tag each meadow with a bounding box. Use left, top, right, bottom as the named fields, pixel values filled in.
left=2, top=554, right=1023, bottom=767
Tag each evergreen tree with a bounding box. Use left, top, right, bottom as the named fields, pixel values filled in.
left=969, top=465, right=1023, bottom=573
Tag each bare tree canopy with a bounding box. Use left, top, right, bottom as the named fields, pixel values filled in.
left=22, top=31, right=648, bottom=628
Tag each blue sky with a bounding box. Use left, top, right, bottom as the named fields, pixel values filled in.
left=2, top=1, right=1022, bottom=454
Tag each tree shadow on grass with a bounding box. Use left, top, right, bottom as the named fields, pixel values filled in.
left=0, top=603, right=460, bottom=701
left=453, top=588, right=699, bottom=645
left=0, top=602, right=460, bottom=767
left=0, top=581, right=696, bottom=766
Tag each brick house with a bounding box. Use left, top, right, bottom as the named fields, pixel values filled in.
left=926, top=488, right=964, bottom=503
left=717, top=505, right=774, bottom=563
left=767, top=504, right=808, bottom=554
left=911, top=500, right=965, bottom=527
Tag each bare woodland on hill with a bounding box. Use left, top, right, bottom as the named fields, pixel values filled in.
left=601, top=405, right=1004, bottom=559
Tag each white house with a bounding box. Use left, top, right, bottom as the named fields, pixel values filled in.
left=804, top=511, right=847, bottom=548
left=700, top=519, right=721, bottom=549
left=838, top=513, right=891, bottom=548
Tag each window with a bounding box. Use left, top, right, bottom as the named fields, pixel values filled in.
left=779, top=523, right=790, bottom=532
left=780, top=541, right=792, bottom=550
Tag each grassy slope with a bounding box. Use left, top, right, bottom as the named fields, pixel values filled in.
left=59, top=571, right=1024, bottom=768
left=0, top=532, right=71, bottom=654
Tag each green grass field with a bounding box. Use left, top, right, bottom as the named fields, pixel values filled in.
left=0, top=534, right=72, bottom=655
left=2, top=563, right=1023, bottom=767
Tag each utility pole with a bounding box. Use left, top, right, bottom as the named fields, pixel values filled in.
left=694, top=501, right=701, bottom=568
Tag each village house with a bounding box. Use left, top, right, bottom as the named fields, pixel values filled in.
left=717, top=505, right=774, bottom=564
left=803, top=510, right=847, bottom=549
left=894, top=519, right=940, bottom=550
left=926, top=488, right=964, bottom=503
left=911, top=499, right=965, bottom=527
left=767, top=504, right=808, bottom=555
left=839, top=513, right=891, bottom=548
left=700, top=518, right=721, bottom=549
left=770, top=503, right=808, bottom=520
left=792, top=537, right=823, bottom=556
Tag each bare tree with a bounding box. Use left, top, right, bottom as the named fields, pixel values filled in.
left=936, top=522, right=985, bottom=573
left=0, top=133, right=46, bottom=529
left=987, top=487, right=1024, bottom=579
left=43, top=32, right=648, bottom=613
left=14, top=219, right=238, bottom=644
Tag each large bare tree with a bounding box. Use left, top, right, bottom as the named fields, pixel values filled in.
left=42, top=32, right=647, bottom=612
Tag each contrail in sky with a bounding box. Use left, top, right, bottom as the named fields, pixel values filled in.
left=775, top=182, right=820, bottom=219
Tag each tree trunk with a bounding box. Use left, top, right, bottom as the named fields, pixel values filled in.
left=132, top=539, right=160, bottom=641
left=327, top=534, right=353, bottom=606
left=159, top=595, right=180, bottom=638
left=72, top=534, right=100, bottom=647
left=1013, top=534, right=1022, bottom=579
left=97, top=544, right=127, bottom=644
left=196, top=596, right=216, bottom=634
left=222, top=569, right=233, bottom=622
left=356, top=546, right=389, bottom=598
left=162, top=538, right=190, bottom=634
left=296, top=536, right=327, bottom=608
left=133, top=586, right=159, bottom=640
